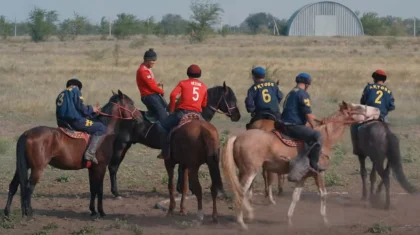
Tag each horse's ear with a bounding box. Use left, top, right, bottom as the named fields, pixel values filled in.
left=112, top=90, right=116, bottom=95
left=223, top=81, right=228, bottom=95
left=118, top=89, right=123, bottom=98
left=276, top=80, right=279, bottom=86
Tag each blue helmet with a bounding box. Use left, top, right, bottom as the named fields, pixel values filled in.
left=66, top=78, right=82, bottom=90
left=252, top=67, right=266, bottom=79
left=295, top=73, right=311, bottom=85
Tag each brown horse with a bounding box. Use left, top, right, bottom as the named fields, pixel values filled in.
left=164, top=114, right=224, bottom=223
left=221, top=101, right=380, bottom=229
left=4, top=90, right=142, bottom=218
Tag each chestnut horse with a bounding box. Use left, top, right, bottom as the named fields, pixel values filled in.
left=4, top=90, right=142, bottom=218
left=221, top=101, right=380, bottom=229
left=164, top=116, right=224, bottom=223
left=108, top=82, right=241, bottom=198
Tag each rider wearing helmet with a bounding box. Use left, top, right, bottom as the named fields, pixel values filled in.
left=136, top=48, right=168, bottom=122
left=350, top=69, right=395, bottom=155
left=156, top=64, right=208, bottom=160
left=245, top=66, right=283, bottom=127
left=56, top=78, right=106, bottom=164
left=280, top=73, right=325, bottom=172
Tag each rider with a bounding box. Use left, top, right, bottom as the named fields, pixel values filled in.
left=350, top=69, right=395, bottom=155
left=280, top=72, right=325, bottom=172
left=136, top=48, right=168, bottom=122
left=56, top=78, right=106, bottom=164
left=156, top=64, right=208, bottom=160
left=245, top=66, right=283, bottom=127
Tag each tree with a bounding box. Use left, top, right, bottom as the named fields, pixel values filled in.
left=243, top=12, right=287, bottom=35
left=27, top=7, right=58, bottom=42
left=158, top=14, right=189, bottom=35
left=360, top=12, right=386, bottom=36
left=0, top=16, right=12, bottom=39
left=188, top=0, right=224, bottom=42
left=112, top=13, right=142, bottom=39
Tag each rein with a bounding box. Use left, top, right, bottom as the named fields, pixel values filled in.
left=98, top=102, right=139, bottom=120
left=209, top=94, right=237, bottom=117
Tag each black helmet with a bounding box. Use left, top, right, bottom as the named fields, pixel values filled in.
left=295, top=73, right=311, bottom=85
left=66, top=78, right=82, bottom=90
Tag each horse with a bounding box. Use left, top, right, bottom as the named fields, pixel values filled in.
left=4, top=90, right=142, bottom=218
left=351, top=119, right=418, bottom=209
left=245, top=80, right=286, bottom=204
left=108, top=81, right=241, bottom=198
left=164, top=113, right=223, bottom=223
left=221, top=101, right=380, bottom=230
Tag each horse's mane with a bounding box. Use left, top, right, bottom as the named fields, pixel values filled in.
left=314, top=109, right=346, bottom=132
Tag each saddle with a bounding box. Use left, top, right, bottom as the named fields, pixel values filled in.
left=355, top=119, right=382, bottom=130
left=141, top=110, right=158, bottom=123
left=57, top=119, right=92, bottom=168
left=271, top=121, right=303, bottom=147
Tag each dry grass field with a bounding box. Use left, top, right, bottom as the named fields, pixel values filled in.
left=1, top=34, right=420, bottom=234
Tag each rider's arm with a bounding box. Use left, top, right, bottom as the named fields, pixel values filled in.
left=73, top=88, right=95, bottom=118
left=201, top=89, right=208, bottom=108
left=244, top=88, right=256, bottom=113
left=169, top=82, right=182, bottom=112
left=360, top=85, right=369, bottom=105
left=137, top=69, right=164, bottom=95
left=299, top=92, right=321, bottom=128
left=388, top=90, right=396, bottom=111
left=276, top=86, right=283, bottom=104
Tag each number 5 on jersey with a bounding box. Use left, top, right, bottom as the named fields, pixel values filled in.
left=193, top=87, right=199, bottom=101
left=262, top=89, right=271, bottom=103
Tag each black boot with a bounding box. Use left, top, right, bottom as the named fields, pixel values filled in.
left=308, top=143, right=326, bottom=172
left=156, top=123, right=170, bottom=160
left=84, top=135, right=105, bottom=164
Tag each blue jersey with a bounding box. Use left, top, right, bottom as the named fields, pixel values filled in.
left=360, top=83, right=395, bottom=119
left=281, top=87, right=312, bottom=125
left=56, top=87, right=95, bottom=121
left=245, top=80, right=283, bottom=113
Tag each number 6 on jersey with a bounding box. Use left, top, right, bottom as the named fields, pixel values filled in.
left=262, top=89, right=271, bottom=103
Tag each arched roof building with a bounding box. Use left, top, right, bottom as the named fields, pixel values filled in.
left=286, top=1, right=364, bottom=36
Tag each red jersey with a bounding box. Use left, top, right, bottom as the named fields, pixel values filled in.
left=169, top=78, right=208, bottom=113
left=136, top=63, right=164, bottom=97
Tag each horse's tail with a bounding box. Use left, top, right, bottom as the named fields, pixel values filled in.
left=201, top=126, right=224, bottom=193
left=387, top=129, right=417, bottom=194
left=16, top=133, right=29, bottom=216
left=221, top=136, right=243, bottom=210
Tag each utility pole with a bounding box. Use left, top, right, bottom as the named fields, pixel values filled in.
left=14, top=17, right=16, bottom=37
left=108, top=16, right=112, bottom=37
left=414, top=17, right=416, bottom=37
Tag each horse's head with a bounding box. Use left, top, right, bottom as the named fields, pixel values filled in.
left=106, top=90, right=143, bottom=123
left=207, top=81, right=241, bottom=122
left=338, top=101, right=380, bottom=123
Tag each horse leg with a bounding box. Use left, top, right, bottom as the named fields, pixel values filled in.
left=314, top=173, right=329, bottom=226
left=369, top=161, right=377, bottom=200
left=358, top=155, right=368, bottom=200
left=371, top=159, right=386, bottom=208
left=262, top=167, right=269, bottom=198
left=277, top=173, right=284, bottom=196
left=287, top=180, right=304, bottom=226
left=188, top=167, right=204, bottom=221
left=26, top=168, right=44, bottom=217
left=180, top=166, right=189, bottom=215
left=381, top=162, right=391, bottom=210
left=4, top=171, right=19, bottom=217
left=109, top=142, right=131, bottom=199
left=164, top=160, right=176, bottom=216
left=240, top=171, right=257, bottom=222
left=95, top=167, right=107, bottom=217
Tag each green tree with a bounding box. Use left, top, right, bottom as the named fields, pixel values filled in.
left=27, top=7, right=58, bottom=42
left=158, top=14, right=189, bottom=35
left=188, top=0, right=224, bottom=43
left=112, top=13, right=142, bottom=39
left=243, top=12, right=287, bottom=35
left=0, top=16, right=13, bottom=39
left=360, top=12, right=386, bottom=36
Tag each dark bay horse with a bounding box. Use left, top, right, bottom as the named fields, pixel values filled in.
left=221, top=102, right=379, bottom=229
left=351, top=120, right=418, bottom=209
left=4, top=90, right=142, bottom=218
left=108, top=82, right=241, bottom=198
left=164, top=115, right=223, bottom=222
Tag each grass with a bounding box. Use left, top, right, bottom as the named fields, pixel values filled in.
left=0, top=34, right=419, bottom=234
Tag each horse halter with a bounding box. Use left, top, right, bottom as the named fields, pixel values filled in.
left=209, top=93, right=237, bottom=117
left=98, top=101, right=140, bottom=120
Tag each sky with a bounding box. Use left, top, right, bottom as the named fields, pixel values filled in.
left=0, top=0, right=418, bottom=25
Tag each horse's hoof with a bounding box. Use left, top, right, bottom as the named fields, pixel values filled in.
left=90, top=211, right=97, bottom=217
left=113, top=195, right=122, bottom=200
left=212, top=217, right=219, bottom=224
left=288, top=218, right=293, bottom=227
left=197, top=211, right=204, bottom=221
left=100, top=212, right=106, bottom=217
left=166, top=211, right=173, bottom=217
left=269, top=199, right=276, bottom=205
left=180, top=210, right=187, bottom=216
left=4, top=209, right=10, bottom=217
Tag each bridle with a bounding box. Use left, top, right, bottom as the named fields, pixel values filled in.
left=98, top=101, right=140, bottom=120
left=209, top=93, right=237, bottom=117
